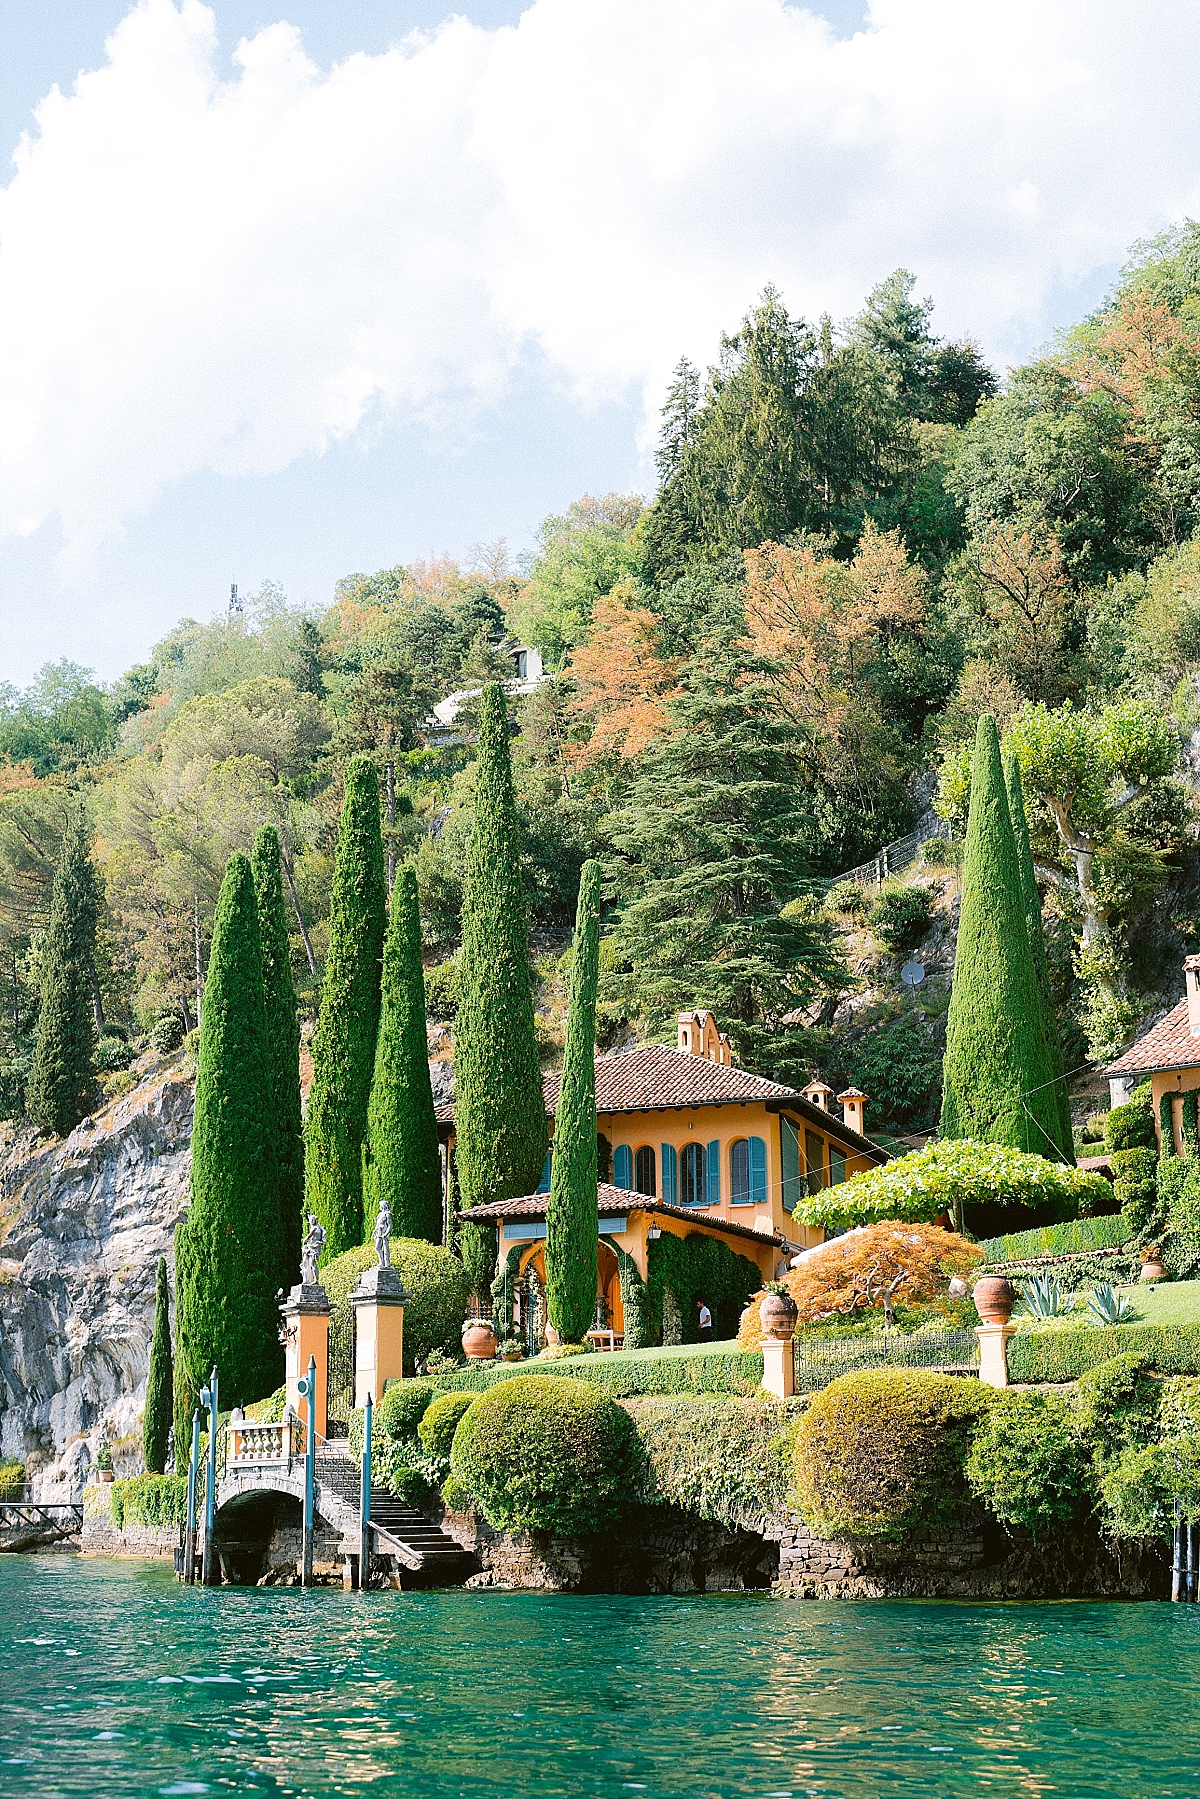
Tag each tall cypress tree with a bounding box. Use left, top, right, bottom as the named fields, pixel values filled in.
left=545, top=859, right=601, bottom=1343
left=362, top=866, right=443, bottom=1244
left=143, top=1257, right=173, bottom=1474
left=27, top=811, right=100, bottom=1136
left=305, top=758, right=387, bottom=1257
left=177, top=853, right=281, bottom=1407
left=940, top=716, right=1062, bottom=1160
left=171, top=1221, right=196, bottom=1474
left=1004, top=753, right=1075, bottom=1164
left=252, top=826, right=305, bottom=1287
left=454, top=683, right=547, bottom=1211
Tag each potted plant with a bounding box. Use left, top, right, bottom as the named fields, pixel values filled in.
left=462, top=1314, right=498, bottom=1360
left=759, top=1281, right=799, bottom=1340
left=96, top=1443, right=114, bottom=1484
left=1139, top=1245, right=1167, bottom=1283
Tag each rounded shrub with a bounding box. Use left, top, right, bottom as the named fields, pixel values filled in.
left=867, top=885, right=933, bottom=955
left=448, top=1373, right=639, bottom=1535
left=321, top=1237, right=472, bottom=1373
left=791, top=1368, right=990, bottom=1540
left=150, top=1014, right=185, bottom=1054
left=1073, top=1352, right=1160, bottom=1458
left=965, top=1390, right=1092, bottom=1536
left=1104, top=1100, right=1156, bottom=1152
left=418, top=1390, right=476, bottom=1456
left=825, top=881, right=869, bottom=919
left=96, top=1035, right=135, bottom=1074
left=376, top=1379, right=437, bottom=1441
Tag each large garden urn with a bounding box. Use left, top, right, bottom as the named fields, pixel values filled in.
left=971, top=1275, right=1016, bottom=1324
left=759, top=1290, right=799, bottom=1341
left=1139, top=1248, right=1167, bottom=1284
left=462, top=1317, right=498, bottom=1360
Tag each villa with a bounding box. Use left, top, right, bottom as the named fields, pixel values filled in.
left=1107, top=953, right=1200, bottom=1151
left=448, top=1010, right=887, bottom=1343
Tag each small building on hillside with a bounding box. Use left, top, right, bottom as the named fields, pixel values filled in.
left=447, top=1010, right=887, bottom=1348
left=1106, top=954, right=1200, bottom=1152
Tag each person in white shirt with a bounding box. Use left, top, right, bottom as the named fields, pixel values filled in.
left=697, top=1301, right=713, bottom=1342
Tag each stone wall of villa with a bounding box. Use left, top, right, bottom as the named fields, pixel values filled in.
left=81, top=1485, right=177, bottom=1560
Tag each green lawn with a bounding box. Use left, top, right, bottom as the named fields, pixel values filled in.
left=1118, top=1279, right=1200, bottom=1325
left=563, top=1337, right=745, bottom=1364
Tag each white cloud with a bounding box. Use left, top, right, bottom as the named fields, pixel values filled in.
left=3, top=0, right=1199, bottom=553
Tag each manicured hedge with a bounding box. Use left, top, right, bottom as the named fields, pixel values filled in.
left=376, top=1379, right=438, bottom=1440
left=320, top=1237, right=472, bottom=1374
left=978, top=1213, right=1127, bottom=1264
left=1009, top=1323, right=1200, bottom=1384
left=625, top=1395, right=803, bottom=1526
left=432, top=1345, right=764, bottom=1399
left=418, top=1390, right=476, bottom=1456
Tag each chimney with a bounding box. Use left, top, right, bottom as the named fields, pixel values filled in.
left=802, top=1079, right=834, bottom=1111
left=677, top=1012, right=700, bottom=1055
left=678, top=1011, right=729, bottom=1063
left=838, top=1087, right=868, bottom=1135
left=1186, top=956, right=1200, bottom=1038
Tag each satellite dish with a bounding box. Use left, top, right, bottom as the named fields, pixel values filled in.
left=901, top=960, right=926, bottom=988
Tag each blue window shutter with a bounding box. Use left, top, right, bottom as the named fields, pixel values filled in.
left=536, top=1149, right=553, bottom=1193
left=661, top=1143, right=678, bottom=1205
left=613, top=1144, right=633, bottom=1189
left=749, top=1135, right=767, bottom=1207
left=706, top=1140, right=720, bottom=1204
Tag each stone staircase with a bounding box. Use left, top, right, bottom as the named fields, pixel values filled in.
left=316, top=1448, right=474, bottom=1585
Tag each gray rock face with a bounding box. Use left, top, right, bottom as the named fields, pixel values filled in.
left=0, top=1072, right=193, bottom=1496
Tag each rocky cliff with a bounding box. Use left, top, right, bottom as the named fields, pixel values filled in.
left=0, top=1066, right=193, bottom=1499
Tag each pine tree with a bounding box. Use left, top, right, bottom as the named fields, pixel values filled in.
left=362, top=866, right=443, bottom=1244
left=304, top=758, right=387, bottom=1256
left=454, top=683, right=547, bottom=1212
left=252, top=826, right=305, bottom=1287
left=27, top=811, right=100, bottom=1135
left=143, top=1257, right=173, bottom=1474
left=545, top=859, right=601, bottom=1343
left=940, top=716, right=1062, bottom=1159
left=1004, top=752, right=1075, bottom=1164
left=176, top=853, right=281, bottom=1408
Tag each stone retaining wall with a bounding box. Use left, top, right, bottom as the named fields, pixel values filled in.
left=81, top=1486, right=178, bottom=1560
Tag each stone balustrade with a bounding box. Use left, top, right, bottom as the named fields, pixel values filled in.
left=227, top=1414, right=304, bottom=1469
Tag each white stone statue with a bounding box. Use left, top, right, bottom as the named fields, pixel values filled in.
left=373, top=1200, right=392, bottom=1269
left=300, top=1213, right=326, bottom=1286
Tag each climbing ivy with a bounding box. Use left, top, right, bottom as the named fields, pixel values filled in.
left=643, top=1231, right=762, bottom=1345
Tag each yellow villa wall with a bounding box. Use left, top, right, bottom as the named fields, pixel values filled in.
left=1150, top=1067, right=1200, bottom=1152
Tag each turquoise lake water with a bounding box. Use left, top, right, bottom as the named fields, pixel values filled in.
left=2, top=1557, right=1199, bottom=1797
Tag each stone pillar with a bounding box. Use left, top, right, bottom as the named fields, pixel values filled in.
left=350, top=1266, right=409, bottom=1408
left=281, top=1282, right=331, bottom=1438
left=976, top=1322, right=1017, bottom=1389
left=761, top=1336, right=795, bottom=1400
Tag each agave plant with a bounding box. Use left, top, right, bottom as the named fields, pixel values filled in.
left=1017, top=1273, right=1071, bottom=1318
left=1086, top=1283, right=1133, bottom=1325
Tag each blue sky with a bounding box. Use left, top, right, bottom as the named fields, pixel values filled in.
left=2, top=0, right=1196, bottom=687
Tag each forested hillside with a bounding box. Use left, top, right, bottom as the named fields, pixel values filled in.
left=3, top=225, right=1199, bottom=1139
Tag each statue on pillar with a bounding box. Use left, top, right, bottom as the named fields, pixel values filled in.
left=373, top=1200, right=392, bottom=1269
left=300, top=1213, right=326, bottom=1287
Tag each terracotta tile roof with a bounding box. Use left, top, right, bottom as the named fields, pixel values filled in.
left=1106, top=998, right=1200, bottom=1076
left=459, top=1182, right=784, bottom=1247
left=552, top=1043, right=798, bottom=1113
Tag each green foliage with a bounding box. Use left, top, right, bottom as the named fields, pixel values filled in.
left=920, top=836, right=962, bottom=871
left=825, top=880, right=869, bottom=918
left=1085, top=1282, right=1133, bottom=1325
left=418, top=1389, right=476, bottom=1456
left=546, top=859, right=601, bottom=1343
left=0, top=1462, right=25, bottom=1499
left=150, top=1015, right=185, bottom=1053
left=142, top=1257, right=173, bottom=1475
left=171, top=1222, right=197, bottom=1473
left=448, top=1373, right=639, bottom=1534
left=842, top=1012, right=943, bottom=1133
left=1105, top=1100, right=1156, bottom=1152
left=1099, top=1439, right=1200, bottom=1540
left=1073, top=1353, right=1161, bottom=1459
left=940, top=716, right=1068, bottom=1166
left=965, top=1390, right=1092, bottom=1536
left=867, top=885, right=932, bottom=955
left=1016, top=1273, right=1070, bottom=1318
left=432, top=1345, right=764, bottom=1399
left=96, top=1035, right=134, bottom=1073
left=510, top=494, right=643, bottom=665
left=454, top=684, right=548, bottom=1212
left=626, top=1394, right=801, bottom=1525
left=1008, top=1322, right=1200, bottom=1383
left=27, top=809, right=99, bottom=1136
left=305, top=757, right=387, bottom=1257
left=1004, top=752, right=1073, bottom=1163
left=177, top=853, right=281, bottom=1409
left=321, top=1237, right=472, bottom=1375
left=362, top=867, right=443, bottom=1244
left=376, top=1379, right=437, bottom=1441
left=640, top=1230, right=764, bottom=1346
left=109, top=1473, right=188, bottom=1532
left=252, top=826, right=304, bottom=1290
left=423, top=955, right=460, bottom=1021
left=792, top=1368, right=990, bottom=1539
left=803, top=1139, right=1110, bottom=1232
left=978, top=1213, right=1128, bottom=1263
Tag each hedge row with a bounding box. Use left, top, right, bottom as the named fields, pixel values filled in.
left=978, top=1213, right=1127, bottom=1265
left=625, top=1395, right=803, bottom=1527
left=433, top=1346, right=764, bottom=1399
left=1009, top=1323, right=1200, bottom=1384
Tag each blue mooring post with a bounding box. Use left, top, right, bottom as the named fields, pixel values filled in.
left=1188, top=1517, right=1198, bottom=1603
left=201, top=1367, right=218, bottom=1586
left=298, top=1354, right=316, bottom=1587
left=359, top=1391, right=373, bottom=1591
left=184, top=1409, right=201, bottom=1584
left=1172, top=1498, right=1184, bottom=1602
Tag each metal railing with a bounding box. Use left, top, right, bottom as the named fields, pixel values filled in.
left=823, top=809, right=946, bottom=892
left=792, top=1326, right=979, bottom=1392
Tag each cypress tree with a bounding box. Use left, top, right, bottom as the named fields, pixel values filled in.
left=177, top=853, right=281, bottom=1407
left=362, top=866, right=443, bottom=1244
left=143, top=1257, right=173, bottom=1474
left=304, top=758, right=387, bottom=1257
left=454, top=683, right=548, bottom=1209
left=252, top=826, right=305, bottom=1287
left=27, top=810, right=100, bottom=1136
left=171, top=1221, right=196, bottom=1474
left=545, top=859, right=601, bottom=1343
left=1004, top=753, right=1075, bottom=1164
left=940, top=716, right=1062, bottom=1160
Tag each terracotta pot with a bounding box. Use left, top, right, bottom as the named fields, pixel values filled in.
left=759, top=1291, right=799, bottom=1341
left=461, top=1319, right=498, bottom=1360
left=544, top=1321, right=561, bottom=1348
left=98, top=1469, right=114, bottom=1484
left=972, top=1275, right=1016, bottom=1324
left=1139, top=1258, right=1167, bottom=1284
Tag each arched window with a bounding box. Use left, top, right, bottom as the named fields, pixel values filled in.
left=634, top=1145, right=656, bottom=1197
left=680, top=1141, right=708, bottom=1206
left=613, top=1144, right=633, bottom=1189
left=730, top=1138, right=751, bottom=1205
